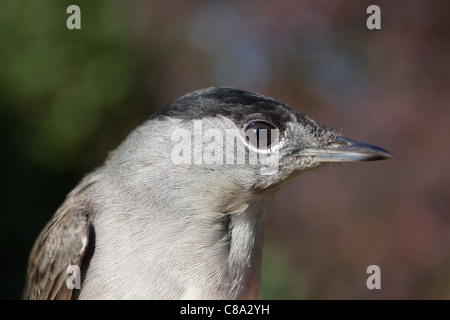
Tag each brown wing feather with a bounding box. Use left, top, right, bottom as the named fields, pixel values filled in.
left=23, top=175, right=98, bottom=300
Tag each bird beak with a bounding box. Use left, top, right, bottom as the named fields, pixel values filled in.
left=304, top=136, right=394, bottom=162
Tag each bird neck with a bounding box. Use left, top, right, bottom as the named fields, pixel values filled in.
left=167, top=187, right=272, bottom=299
left=95, top=167, right=273, bottom=299
left=226, top=205, right=267, bottom=299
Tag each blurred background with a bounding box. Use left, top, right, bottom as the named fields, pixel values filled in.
left=1, top=0, right=449, bottom=299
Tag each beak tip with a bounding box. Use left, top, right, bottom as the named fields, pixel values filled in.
left=363, top=150, right=394, bottom=161
left=307, top=136, right=394, bottom=163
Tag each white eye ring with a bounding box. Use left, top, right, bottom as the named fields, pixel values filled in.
left=245, top=121, right=276, bottom=149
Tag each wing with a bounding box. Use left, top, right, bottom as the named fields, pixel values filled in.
left=23, top=175, right=98, bottom=300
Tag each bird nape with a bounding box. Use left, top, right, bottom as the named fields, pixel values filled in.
left=23, top=87, right=393, bottom=299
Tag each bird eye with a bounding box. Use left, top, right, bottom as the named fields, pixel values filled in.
left=245, top=121, right=277, bottom=149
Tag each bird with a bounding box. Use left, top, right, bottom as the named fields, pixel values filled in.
left=23, top=87, right=393, bottom=299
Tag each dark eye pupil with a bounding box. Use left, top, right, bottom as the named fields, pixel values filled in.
left=245, top=121, right=276, bottom=148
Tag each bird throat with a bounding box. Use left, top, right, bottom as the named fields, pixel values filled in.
left=223, top=198, right=269, bottom=299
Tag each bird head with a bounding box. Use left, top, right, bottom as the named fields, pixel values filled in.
left=122, top=87, right=393, bottom=196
